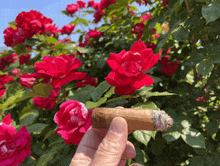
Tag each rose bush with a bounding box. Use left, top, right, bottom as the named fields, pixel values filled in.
left=0, top=0, right=220, bottom=165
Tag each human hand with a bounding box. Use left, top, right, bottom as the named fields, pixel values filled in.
left=70, top=108, right=141, bottom=166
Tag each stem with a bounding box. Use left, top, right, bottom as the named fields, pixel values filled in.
left=52, top=88, right=64, bottom=102
left=125, top=98, right=131, bottom=108
left=184, top=0, right=192, bottom=16
left=0, top=112, right=6, bottom=117
left=63, top=85, right=66, bottom=101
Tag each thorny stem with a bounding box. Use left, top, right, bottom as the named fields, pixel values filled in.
left=184, top=0, right=192, bottom=16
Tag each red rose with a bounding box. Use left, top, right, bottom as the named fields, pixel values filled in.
left=140, top=13, right=150, bottom=22
left=149, top=28, right=156, bottom=34
left=0, top=74, right=14, bottom=97
left=3, top=27, right=26, bottom=48
left=18, top=54, right=31, bottom=65
left=87, top=0, right=94, bottom=7
left=0, top=53, right=18, bottom=71
left=77, top=0, right=86, bottom=8
left=93, top=8, right=104, bottom=23
left=58, top=38, right=71, bottom=43
left=87, top=28, right=103, bottom=38
left=131, top=13, right=150, bottom=38
left=19, top=72, right=39, bottom=89
left=131, top=23, right=145, bottom=38
left=15, top=10, right=59, bottom=38
left=0, top=114, right=31, bottom=166
left=15, top=10, right=45, bottom=37
left=42, top=23, right=59, bottom=36
left=151, top=33, right=160, bottom=39
left=160, top=47, right=172, bottom=54
left=66, top=4, right=80, bottom=15
left=34, top=54, right=86, bottom=88
left=105, top=39, right=160, bottom=95
left=54, top=100, right=92, bottom=145
left=32, top=83, right=60, bottom=111
left=12, top=68, right=20, bottom=76
left=147, top=42, right=157, bottom=50
left=100, top=0, right=116, bottom=9
left=158, top=56, right=180, bottom=76
left=136, top=0, right=151, bottom=5
left=76, top=76, right=97, bottom=88
left=59, top=24, right=76, bottom=35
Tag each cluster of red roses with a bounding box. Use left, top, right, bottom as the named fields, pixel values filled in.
left=158, top=48, right=180, bottom=76
left=77, top=28, right=104, bottom=56
left=131, top=13, right=160, bottom=51
left=3, top=10, right=59, bottom=48
left=66, top=0, right=116, bottom=23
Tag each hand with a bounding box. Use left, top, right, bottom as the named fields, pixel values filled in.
left=70, top=108, right=141, bottom=166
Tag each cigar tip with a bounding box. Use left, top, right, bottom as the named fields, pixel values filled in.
left=152, top=110, right=174, bottom=131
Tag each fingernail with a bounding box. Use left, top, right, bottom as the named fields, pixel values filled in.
left=128, top=146, right=136, bottom=157
left=109, top=117, right=125, bottom=134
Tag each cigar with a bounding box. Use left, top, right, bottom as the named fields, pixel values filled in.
left=91, top=108, right=173, bottom=131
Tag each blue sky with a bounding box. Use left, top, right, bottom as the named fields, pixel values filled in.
left=0, top=0, right=148, bottom=54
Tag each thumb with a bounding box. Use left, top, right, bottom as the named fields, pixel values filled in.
left=90, top=117, right=128, bottom=166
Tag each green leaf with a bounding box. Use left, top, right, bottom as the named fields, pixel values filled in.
left=8, top=21, right=17, bottom=30
left=12, top=44, right=26, bottom=55
left=19, top=110, right=39, bottom=126
left=137, top=85, right=153, bottom=95
left=27, top=123, right=48, bottom=133
left=205, top=122, right=219, bottom=136
left=202, top=0, right=220, bottom=24
left=197, top=60, right=214, bottom=76
left=78, top=18, right=89, bottom=26
left=181, top=128, right=206, bottom=148
left=184, top=53, right=204, bottom=66
left=204, top=155, right=216, bottom=166
left=77, top=47, right=89, bottom=53
left=140, top=91, right=176, bottom=98
left=171, top=27, right=189, bottom=41
left=190, top=156, right=204, bottom=166
left=73, top=85, right=95, bottom=103
left=97, top=57, right=107, bottom=68
left=36, top=146, right=59, bottom=166
left=23, top=38, right=38, bottom=46
left=46, top=37, right=57, bottom=44
left=43, top=130, right=55, bottom=142
left=134, top=147, right=148, bottom=164
left=2, top=90, right=36, bottom=108
left=211, top=152, right=220, bottom=165
left=37, top=34, right=46, bottom=41
left=91, top=81, right=111, bottom=102
left=162, top=125, right=182, bottom=142
left=60, top=10, right=70, bottom=16
left=157, top=34, right=169, bottom=48
left=52, top=43, right=66, bottom=50
left=32, top=83, right=53, bottom=97
left=133, top=101, right=160, bottom=111
left=197, top=0, right=207, bottom=2
left=133, top=130, right=152, bottom=147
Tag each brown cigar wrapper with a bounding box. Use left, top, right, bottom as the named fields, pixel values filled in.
left=91, top=108, right=155, bottom=130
